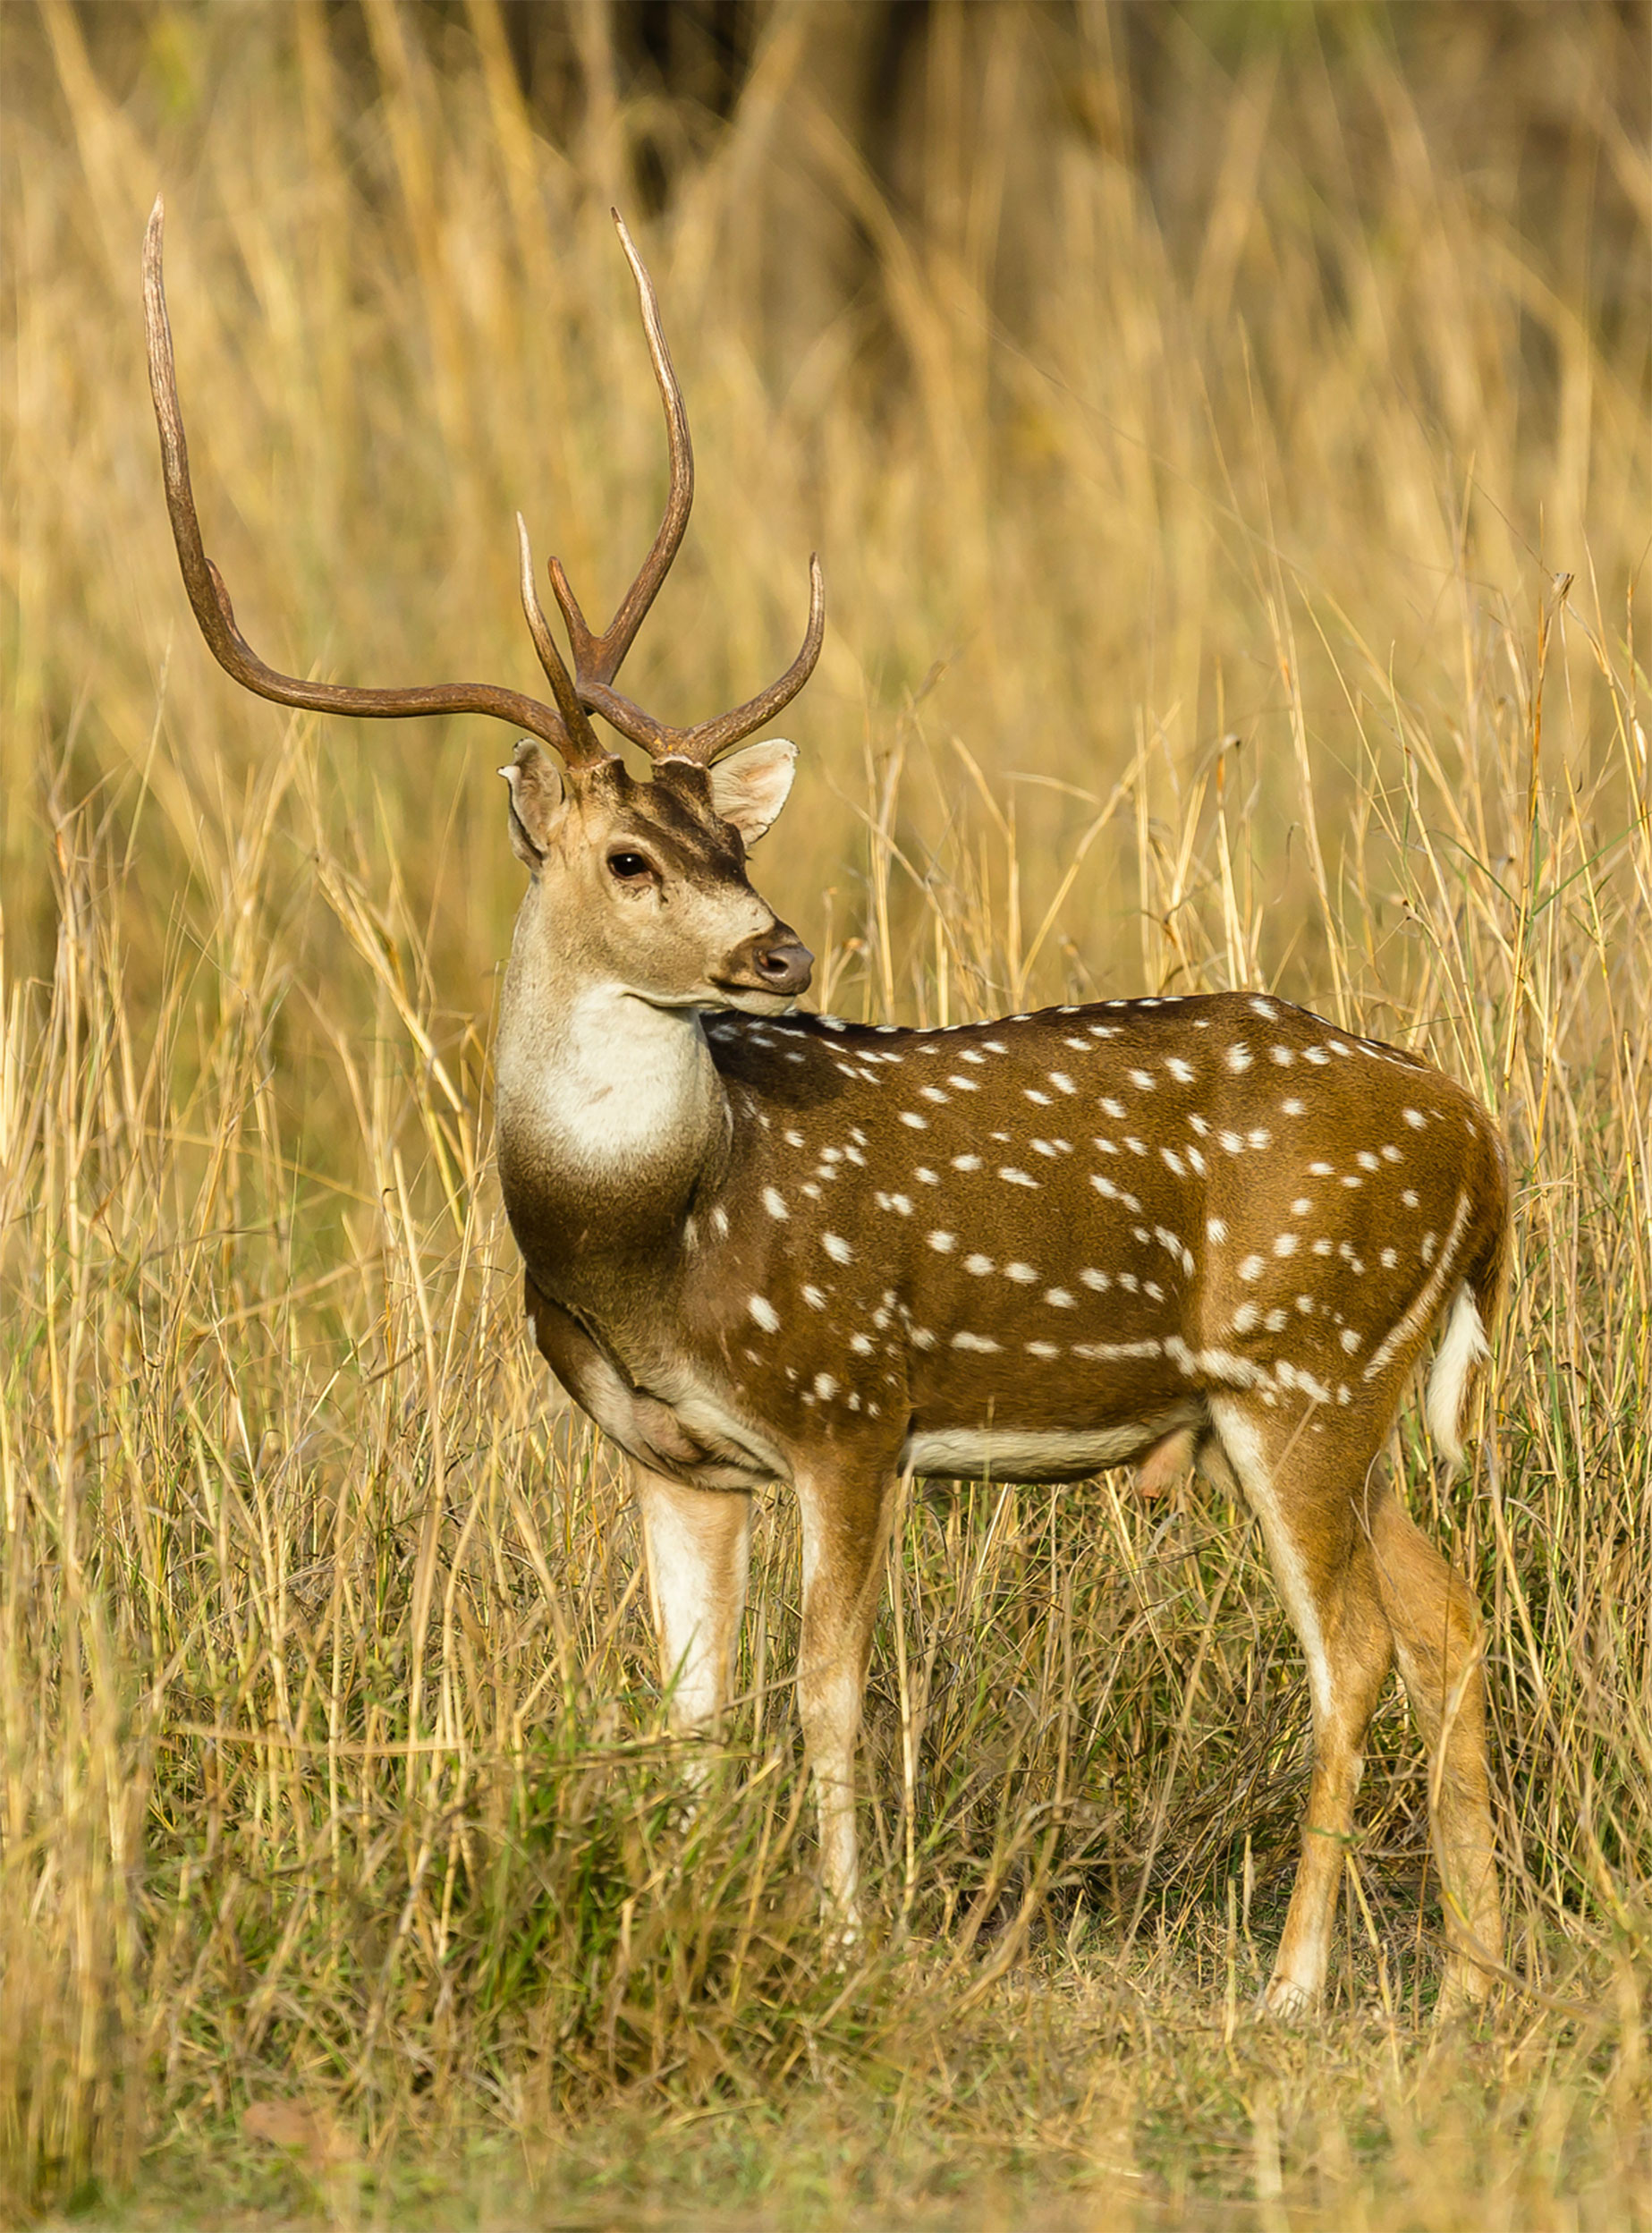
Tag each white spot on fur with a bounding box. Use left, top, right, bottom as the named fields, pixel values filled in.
left=964, top=1253, right=994, bottom=1276
left=823, top=1234, right=852, bottom=1264
left=762, top=1187, right=788, bottom=1220
left=749, top=1295, right=780, bottom=1333
left=1275, top=1360, right=1332, bottom=1405
left=929, top=1231, right=956, bottom=1252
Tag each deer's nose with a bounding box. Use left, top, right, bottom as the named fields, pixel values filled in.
left=723, top=923, right=814, bottom=998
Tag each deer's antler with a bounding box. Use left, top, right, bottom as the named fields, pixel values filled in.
left=143, top=198, right=609, bottom=768
left=145, top=200, right=823, bottom=773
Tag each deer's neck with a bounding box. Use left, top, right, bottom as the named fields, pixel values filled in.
left=495, top=938, right=730, bottom=1286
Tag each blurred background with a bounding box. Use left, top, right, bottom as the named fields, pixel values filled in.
left=7, top=2, right=1648, bottom=1038
left=3, top=4, right=1651, bottom=2212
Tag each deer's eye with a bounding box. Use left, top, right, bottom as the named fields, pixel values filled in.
left=607, top=851, right=653, bottom=882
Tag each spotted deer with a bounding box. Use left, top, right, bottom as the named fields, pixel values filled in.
left=144, top=200, right=1507, bottom=2016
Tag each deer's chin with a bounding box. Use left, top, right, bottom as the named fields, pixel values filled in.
left=707, top=981, right=799, bottom=1017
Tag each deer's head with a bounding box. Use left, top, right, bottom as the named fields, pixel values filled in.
left=500, top=741, right=810, bottom=1014
left=142, top=200, right=821, bottom=1016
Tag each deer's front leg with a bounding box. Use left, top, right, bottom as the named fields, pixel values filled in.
left=631, top=1465, right=752, bottom=1740
left=794, top=1467, right=898, bottom=1935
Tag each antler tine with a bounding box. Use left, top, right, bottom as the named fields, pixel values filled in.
left=544, top=211, right=695, bottom=699
left=515, top=515, right=606, bottom=760
left=576, top=554, right=826, bottom=765
left=679, top=551, right=825, bottom=760
left=142, top=197, right=602, bottom=767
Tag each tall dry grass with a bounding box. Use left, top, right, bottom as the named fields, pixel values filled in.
left=2, top=2, right=1649, bottom=2222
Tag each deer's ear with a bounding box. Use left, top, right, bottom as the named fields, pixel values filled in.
left=499, top=740, right=565, bottom=867
left=708, top=738, right=797, bottom=845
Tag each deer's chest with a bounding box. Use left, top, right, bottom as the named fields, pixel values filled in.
left=523, top=1272, right=792, bottom=1491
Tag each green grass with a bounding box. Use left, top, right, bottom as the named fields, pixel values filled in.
left=3, top=4, right=1649, bottom=2226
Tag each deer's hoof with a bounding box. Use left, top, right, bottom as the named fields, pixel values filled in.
left=1256, top=1974, right=1318, bottom=2022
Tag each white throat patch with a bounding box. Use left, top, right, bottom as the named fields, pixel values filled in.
left=504, top=983, right=718, bottom=1172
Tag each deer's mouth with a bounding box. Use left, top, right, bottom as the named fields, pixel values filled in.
left=707, top=979, right=806, bottom=1016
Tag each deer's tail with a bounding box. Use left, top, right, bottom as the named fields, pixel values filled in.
left=1426, top=1126, right=1511, bottom=1471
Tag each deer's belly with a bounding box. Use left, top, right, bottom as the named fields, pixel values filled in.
left=899, top=1405, right=1204, bottom=1485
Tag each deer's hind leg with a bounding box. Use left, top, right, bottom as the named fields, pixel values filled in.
left=1208, top=1396, right=1398, bottom=2016
left=1367, top=1485, right=1501, bottom=2012
left=631, top=1465, right=753, bottom=1742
